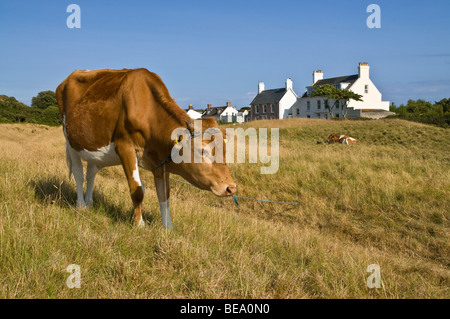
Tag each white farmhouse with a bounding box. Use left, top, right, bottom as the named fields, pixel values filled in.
left=292, top=63, right=390, bottom=119
left=249, top=78, right=297, bottom=120
left=201, top=102, right=246, bottom=123
left=186, top=104, right=203, bottom=119
left=236, top=109, right=249, bottom=123
left=220, top=102, right=239, bottom=123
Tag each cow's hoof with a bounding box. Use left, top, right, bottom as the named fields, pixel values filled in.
left=134, top=218, right=145, bottom=228
left=76, top=200, right=87, bottom=209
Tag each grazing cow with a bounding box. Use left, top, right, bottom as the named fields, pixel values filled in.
left=327, top=134, right=358, bottom=145
left=56, top=68, right=237, bottom=229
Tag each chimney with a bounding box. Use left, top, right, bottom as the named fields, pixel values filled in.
left=313, top=70, right=323, bottom=84
left=226, top=102, right=231, bottom=108
left=258, top=82, right=265, bottom=94
left=188, top=104, right=193, bottom=110
left=358, top=62, right=370, bottom=79
left=207, top=104, right=212, bottom=109
left=286, top=78, right=293, bottom=91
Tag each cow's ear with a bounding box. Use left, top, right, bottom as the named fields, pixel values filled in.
left=185, top=120, right=194, bottom=135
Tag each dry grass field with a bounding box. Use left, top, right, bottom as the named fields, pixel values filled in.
left=0, top=118, right=449, bottom=298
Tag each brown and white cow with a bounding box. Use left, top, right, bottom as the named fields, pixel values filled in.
left=56, top=68, right=237, bottom=229
left=327, top=134, right=358, bottom=145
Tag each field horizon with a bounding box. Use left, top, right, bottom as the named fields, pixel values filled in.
left=0, top=118, right=448, bottom=298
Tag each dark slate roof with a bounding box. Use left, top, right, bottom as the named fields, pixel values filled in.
left=312, top=74, right=358, bottom=87
left=202, top=106, right=226, bottom=118
left=250, top=88, right=287, bottom=105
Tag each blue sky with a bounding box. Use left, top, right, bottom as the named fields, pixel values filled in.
left=1, top=0, right=450, bottom=108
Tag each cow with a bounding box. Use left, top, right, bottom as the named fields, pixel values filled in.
left=327, top=134, right=358, bottom=145
left=56, top=68, right=237, bottom=229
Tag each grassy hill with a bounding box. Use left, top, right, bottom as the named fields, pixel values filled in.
left=0, top=118, right=448, bottom=298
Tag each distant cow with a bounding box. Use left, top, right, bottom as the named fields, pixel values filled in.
left=327, top=134, right=358, bottom=144
left=56, top=68, right=237, bottom=229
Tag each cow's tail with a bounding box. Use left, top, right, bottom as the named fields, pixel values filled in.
left=65, top=141, right=73, bottom=180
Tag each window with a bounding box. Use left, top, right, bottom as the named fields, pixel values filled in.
left=317, top=100, right=321, bottom=109
left=336, top=100, right=340, bottom=109
left=255, top=105, right=259, bottom=114
left=307, top=101, right=310, bottom=111
left=263, top=105, right=267, bottom=114
left=296, top=108, right=300, bottom=115
left=307, top=115, right=311, bottom=118
left=336, top=114, right=340, bottom=118
left=365, top=85, right=369, bottom=94
left=271, top=104, right=275, bottom=113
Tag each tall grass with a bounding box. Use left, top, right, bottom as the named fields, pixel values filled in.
left=0, top=119, right=448, bottom=298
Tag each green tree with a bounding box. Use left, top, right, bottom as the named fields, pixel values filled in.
left=340, top=89, right=363, bottom=118
left=398, top=104, right=407, bottom=116
left=310, top=84, right=339, bottom=118
left=32, top=90, right=57, bottom=109
left=311, top=84, right=363, bottom=118
left=435, top=98, right=450, bottom=114
left=404, top=99, right=433, bottom=115
left=389, top=102, right=398, bottom=113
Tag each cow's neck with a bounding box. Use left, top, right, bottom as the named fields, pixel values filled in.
left=146, top=102, right=191, bottom=171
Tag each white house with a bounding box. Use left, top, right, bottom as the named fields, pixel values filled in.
left=236, top=109, right=249, bottom=123
left=292, top=63, right=390, bottom=119
left=186, top=104, right=203, bottom=119
left=219, top=102, right=239, bottom=123
left=249, top=78, right=297, bottom=121
left=201, top=102, right=247, bottom=123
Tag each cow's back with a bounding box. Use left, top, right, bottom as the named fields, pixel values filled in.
left=56, top=69, right=130, bottom=151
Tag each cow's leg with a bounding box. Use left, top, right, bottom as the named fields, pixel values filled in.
left=116, top=146, right=145, bottom=227
left=154, top=168, right=173, bottom=230
left=67, top=144, right=86, bottom=208
left=85, top=162, right=99, bottom=206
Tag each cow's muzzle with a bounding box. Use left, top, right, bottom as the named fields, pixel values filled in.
left=226, top=185, right=237, bottom=196
left=212, top=183, right=237, bottom=196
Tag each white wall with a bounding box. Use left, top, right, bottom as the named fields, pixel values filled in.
left=220, top=106, right=239, bottom=123
left=347, top=78, right=389, bottom=111
left=187, top=109, right=202, bottom=119
left=293, top=96, right=362, bottom=119
left=279, top=89, right=297, bottom=119
left=221, top=106, right=238, bottom=116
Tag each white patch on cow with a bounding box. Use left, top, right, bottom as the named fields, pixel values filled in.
left=137, top=215, right=145, bottom=228
left=132, top=160, right=142, bottom=186
left=342, top=138, right=349, bottom=145
left=66, top=142, right=86, bottom=207
left=79, top=143, right=121, bottom=168
left=339, top=135, right=345, bottom=140
left=85, top=163, right=99, bottom=206
left=159, top=200, right=173, bottom=230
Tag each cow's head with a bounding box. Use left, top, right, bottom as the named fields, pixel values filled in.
left=327, top=134, right=340, bottom=144
left=168, top=118, right=237, bottom=197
